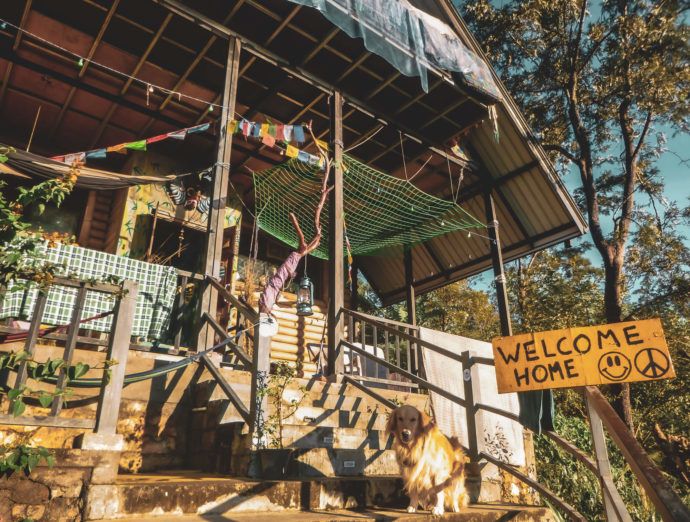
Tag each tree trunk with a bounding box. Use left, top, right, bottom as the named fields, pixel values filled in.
left=603, top=254, right=634, bottom=430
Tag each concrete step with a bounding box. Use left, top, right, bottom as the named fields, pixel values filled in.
left=110, top=505, right=557, bottom=521
left=215, top=404, right=388, bottom=430
left=290, top=447, right=400, bottom=478
left=279, top=425, right=392, bottom=450
left=195, top=378, right=428, bottom=414
left=89, top=471, right=406, bottom=519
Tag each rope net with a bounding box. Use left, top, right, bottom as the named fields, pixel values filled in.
left=253, top=154, right=483, bottom=259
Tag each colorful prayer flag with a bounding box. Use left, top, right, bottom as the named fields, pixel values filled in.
left=268, top=124, right=277, bottom=137
left=228, top=120, right=239, bottom=134
left=260, top=123, right=269, bottom=136
left=106, top=144, right=127, bottom=154
left=187, top=123, right=210, bottom=134
left=64, top=152, right=86, bottom=164
left=85, top=149, right=107, bottom=159
left=293, top=125, right=305, bottom=143
left=297, top=150, right=310, bottom=163
left=167, top=129, right=187, bottom=140
left=284, top=125, right=293, bottom=142
left=125, top=140, right=147, bottom=151
left=315, top=138, right=328, bottom=151
left=262, top=133, right=276, bottom=147
left=252, top=122, right=262, bottom=138
left=276, top=124, right=285, bottom=141
left=147, top=134, right=168, bottom=144
left=285, top=145, right=299, bottom=158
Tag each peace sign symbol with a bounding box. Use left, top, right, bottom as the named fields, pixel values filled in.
left=634, top=348, right=670, bottom=379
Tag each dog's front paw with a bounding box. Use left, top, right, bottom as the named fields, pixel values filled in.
left=406, top=505, right=417, bottom=513
left=432, top=506, right=444, bottom=516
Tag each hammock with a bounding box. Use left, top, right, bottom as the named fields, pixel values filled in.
left=3, top=336, right=237, bottom=388
left=0, top=311, right=114, bottom=344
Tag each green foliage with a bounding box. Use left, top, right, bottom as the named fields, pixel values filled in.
left=259, top=362, right=306, bottom=449
left=0, top=350, right=115, bottom=418
left=416, top=280, right=500, bottom=341
left=0, top=444, right=55, bottom=477
left=0, top=150, right=78, bottom=287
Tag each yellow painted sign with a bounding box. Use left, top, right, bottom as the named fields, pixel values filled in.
left=492, top=319, right=675, bottom=393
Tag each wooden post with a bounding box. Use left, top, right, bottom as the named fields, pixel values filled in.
left=484, top=190, right=512, bottom=336
left=198, top=36, right=241, bottom=350
left=461, top=351, right=479, bottom=461
left=327, top=91, right=345, bottom=376
left=404, top=248, right=416, bottom=326
left=93, top=280, right=137, bottom=436
left=584, top=386, right=690, bottom=521
left=584, top=391, right=633, bottom=522
left=50, top=283, right=88, bottom=416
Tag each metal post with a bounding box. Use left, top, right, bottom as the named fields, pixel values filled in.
left=327, top=91, right=345, bottom=376
left=93, top=280, right=137, bottom=435
left=198, top=36, right=242, bottom=350
left=484, top=190, right=512, bottom=336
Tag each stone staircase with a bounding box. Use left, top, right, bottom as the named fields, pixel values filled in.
left=89, top=370, right=554, bottom=520
left=189, top=373, right=427, bottom=480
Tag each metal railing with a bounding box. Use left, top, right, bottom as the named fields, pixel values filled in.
left=0, top=276, right=137, bottom=437
left=338, top=307, right=690, bottom=522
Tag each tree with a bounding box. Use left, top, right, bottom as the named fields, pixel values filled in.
left=461, top=0, right=690, bottom=427
left=416, top=280, right=499, bottom=341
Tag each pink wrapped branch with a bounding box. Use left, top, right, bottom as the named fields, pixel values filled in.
left=258, top=139, right=332, bottom=316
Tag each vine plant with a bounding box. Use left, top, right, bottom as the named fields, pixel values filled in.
left=258, top=361, right=306, bottom=449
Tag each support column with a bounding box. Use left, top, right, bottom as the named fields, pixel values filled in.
left=404, top=247, right=416, bottom=326
left=484, top=190, right=512, bottom=336
left=198, top=37, right=241, bottom=350
left=327, top=91, right=345, bottom=376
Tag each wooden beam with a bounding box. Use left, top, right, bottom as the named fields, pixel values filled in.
left=327, top=91, right=345, bottom=376
left=152, top=0, right=479, bottom=169
left=138, top=5, right=243, bottom=137
left=12, top=0, right=32, bottom=52
left=198, top=36, right=242, bottom=350
left=49, top=0, right=121, bottom=140
left=584, top=386, right=690, bottom=522
left=0, top=0, right=32, bottom=110
left=89, top=12, right=173, bottom=148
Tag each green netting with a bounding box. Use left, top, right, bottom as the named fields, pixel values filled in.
left=253, top=154, right=483, bottom=260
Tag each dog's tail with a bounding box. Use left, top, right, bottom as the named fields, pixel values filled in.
left=448, top=436, right=467, bottom=476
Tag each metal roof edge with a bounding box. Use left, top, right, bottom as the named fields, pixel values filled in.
left=436, top=0, right=587, bottom=235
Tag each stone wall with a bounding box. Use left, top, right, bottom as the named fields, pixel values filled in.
left=0, top=450, right=119, bottom=522
left=0, top=343, right=214, bottom=474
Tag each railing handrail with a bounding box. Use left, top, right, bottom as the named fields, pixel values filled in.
left=342, top=308, right=463, bottom=364
left=342, top=308, right=420, bottom=331
left=340, top=340, right=468, bottom=408
left=207, top=275, right=259, bottom=323
left=584, top=386, right=690, bottom=521
left=480, top=451, right=587, bottom=522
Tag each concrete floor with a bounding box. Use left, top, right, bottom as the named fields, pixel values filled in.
left=113, top=504, right=556, bottom=521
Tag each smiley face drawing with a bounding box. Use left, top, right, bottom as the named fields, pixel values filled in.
left=598, top=352, right=632, bottom=382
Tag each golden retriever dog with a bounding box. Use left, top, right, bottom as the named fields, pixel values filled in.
left=386, top=405, right=468, bottom=515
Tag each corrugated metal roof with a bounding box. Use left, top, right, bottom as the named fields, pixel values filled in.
left=359, top=1, right=586, bottom=305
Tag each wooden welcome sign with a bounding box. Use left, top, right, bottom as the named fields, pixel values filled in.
left=492, top=319, right=675, bottom=393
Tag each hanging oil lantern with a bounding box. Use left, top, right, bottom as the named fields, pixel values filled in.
left=296, top=275, right=314, bottom=316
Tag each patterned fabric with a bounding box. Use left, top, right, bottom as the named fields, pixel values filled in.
left=0, top=243, right=178, bottom=339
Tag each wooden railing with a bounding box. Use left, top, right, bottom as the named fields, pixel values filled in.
left=338, top=308, right=690, bottom=522
left=0, top=276, right=137, bottom=437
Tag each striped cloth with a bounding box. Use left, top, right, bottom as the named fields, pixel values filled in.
left=0, top=243, right=178, bottom=339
